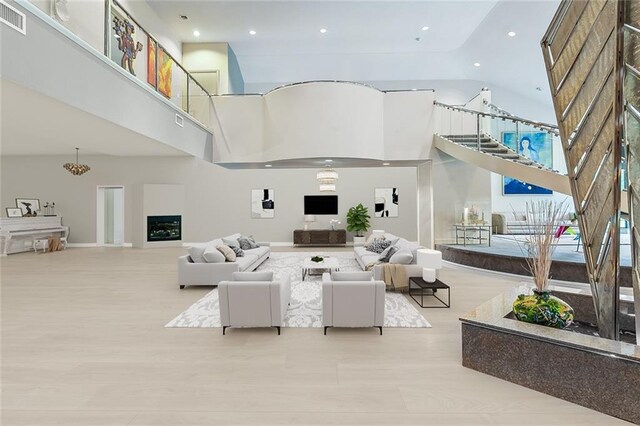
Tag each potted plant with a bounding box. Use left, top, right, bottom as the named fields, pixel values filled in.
left=347, top=203, right=371, bottom=246
left=512, top=200, right=574, bottom=328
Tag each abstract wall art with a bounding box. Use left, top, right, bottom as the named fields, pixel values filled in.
left=502, top=131, right=553, bottom=195
left=374, top=188, right=398, bottom=218
left=251, top=189, right=275, bottom=218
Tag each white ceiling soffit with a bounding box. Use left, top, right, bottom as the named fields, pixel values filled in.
left=0, top=79, right=188, bottom=157
left=148, top=0, right=559, bottom=102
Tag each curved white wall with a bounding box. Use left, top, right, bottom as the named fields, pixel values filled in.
left=211, top=82, right=436, bottom=164
left=262, top=82, right=384, bottom=161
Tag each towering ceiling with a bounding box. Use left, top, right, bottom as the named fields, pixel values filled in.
left=147, top=0, right=560, bottom=106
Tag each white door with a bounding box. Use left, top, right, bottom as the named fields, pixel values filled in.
left=97, top=186, right=125, bottom=247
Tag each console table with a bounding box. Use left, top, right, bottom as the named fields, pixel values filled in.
left=293, top=229, right=346, bottom=246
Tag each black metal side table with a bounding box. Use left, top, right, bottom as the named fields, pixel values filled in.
left=408, top=277, right=450, bottom=308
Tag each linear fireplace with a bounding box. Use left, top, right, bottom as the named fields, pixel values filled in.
left=147, top=215, right=182, bottom=242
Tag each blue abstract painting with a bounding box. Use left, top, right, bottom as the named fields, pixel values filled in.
left=502, top=131, right=553, bottom=195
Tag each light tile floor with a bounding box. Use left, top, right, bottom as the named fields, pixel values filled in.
left=1, top=248, right=630, bottom=425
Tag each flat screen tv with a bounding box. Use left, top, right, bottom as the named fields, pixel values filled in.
left=304, top=195, right=338, bottom=215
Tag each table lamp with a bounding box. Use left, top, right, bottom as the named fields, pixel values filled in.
left=304, top=215, right=316, bottom=230
left=416, top=248, right=442, bottom=283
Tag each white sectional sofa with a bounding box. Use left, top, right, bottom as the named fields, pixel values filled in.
left=353, top=232, right=425, bottom=280
left=178, top=233, right=270, bottom=289
left=492, top=212, right=575, bottom=235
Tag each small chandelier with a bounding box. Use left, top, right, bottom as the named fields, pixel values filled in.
left=63, top=148, right=91, bottom=176
left=317, top=167, right=338, bottom=192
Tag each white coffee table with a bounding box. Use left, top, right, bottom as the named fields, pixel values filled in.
left=302, top=256, right=340, bottom=281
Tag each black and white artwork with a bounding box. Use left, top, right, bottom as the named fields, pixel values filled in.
left=251, top=189, right=275, bottom=218
left=374, top=188, right=398, bottom=218
left=15, top=198, right=40, bottom=217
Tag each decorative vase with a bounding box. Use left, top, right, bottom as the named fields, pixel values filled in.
left=512, top=289, right=574, bottom=328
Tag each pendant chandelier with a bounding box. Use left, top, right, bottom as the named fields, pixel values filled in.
left=317, top=167, right=338, bottom=192
left=63, top=148, right=91, bottom=176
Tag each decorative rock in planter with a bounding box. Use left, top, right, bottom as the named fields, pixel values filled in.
left=513, top=290, right=574, bottom=328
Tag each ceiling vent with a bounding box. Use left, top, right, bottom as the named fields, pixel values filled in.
left=0, top=0, right=26, bottom=35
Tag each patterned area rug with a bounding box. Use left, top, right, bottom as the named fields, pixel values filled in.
left=166, top=252, right=431, bottom=328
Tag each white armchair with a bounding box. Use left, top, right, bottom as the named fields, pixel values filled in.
left=218, top=271, right=291, bottom=335
left=322, top=271, right=385, bottom=335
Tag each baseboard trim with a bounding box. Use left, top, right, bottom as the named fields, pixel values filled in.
left=67, top=243, right=133, bottom=248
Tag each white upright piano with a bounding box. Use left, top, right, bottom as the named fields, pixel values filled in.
left=0, top=217, right=69, bottom=255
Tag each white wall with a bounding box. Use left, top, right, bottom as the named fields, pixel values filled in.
left=1, top=156, right=421, bottom=245
left=182, top=43, right=229, bottom=94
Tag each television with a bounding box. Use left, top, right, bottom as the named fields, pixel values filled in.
left=304, top=195, right=338, bottom=215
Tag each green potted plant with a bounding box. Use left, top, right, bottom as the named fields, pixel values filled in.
left=512, top=200, right=574, bottom=328
left=347, top=203, right=371, bottom=246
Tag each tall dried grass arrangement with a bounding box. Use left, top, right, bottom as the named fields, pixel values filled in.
left=513, top=200, right=570, bottom=292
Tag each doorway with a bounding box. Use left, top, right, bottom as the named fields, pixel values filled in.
left=96, top=186, right=125, bottom=246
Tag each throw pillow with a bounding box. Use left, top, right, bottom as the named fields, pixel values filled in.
left=365, top=238, right=392, bottom=254
left=364, top=234, right=385, bottom=246
left=187, top=246, right=207, bottom=263
left=378, top=245, right=399, bottom=262
left=222, top=237, right=240, bottom=248
left=238, top=235, right=260, bottom=250
left=232, top=271, right=274, bottom=282
left=202, top=247, right=225, bottom=263
left=230, top=245, right=244, bottom=257
left=216, top=244, right=237, bottom=262
left=389, top=248, right=413, bottom=264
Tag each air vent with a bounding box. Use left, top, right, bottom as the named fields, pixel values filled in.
left=175, top=114, right=184, bottom=127
left=0, top=0, right=26, bottom=35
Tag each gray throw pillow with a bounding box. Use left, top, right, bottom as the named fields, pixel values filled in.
left=187, top=246, right=206, bottom=263
left=230, top=245, right=244, bottom=257
left=389, top=248, right=413, bottom=264
left=365, top=238, right=392, bottom=254
left=222, top=237, right=240, bottom=247
left=378, top=245, right=399, bottom=262
left=238, top=235, right=260, bottom=250
left=202, top=247, right=225, bottom=263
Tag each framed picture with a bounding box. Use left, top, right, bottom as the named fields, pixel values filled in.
left=251, top=189, right=275, bottom=219
left=157, top=46, right=173, bottom=98
left=15, top=198, right=40, bottom=216
left=502, top=131, right=553, bottom=195
left=6, top=208, right=22, bottom=218
left=374, top=188, right=399, bottom=218
left=147, top=36, right=157, bottom=88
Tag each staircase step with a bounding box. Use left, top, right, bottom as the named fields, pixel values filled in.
left=481, top=148, right=509, bottom=154
left=493, top=154, right=520, bottom=160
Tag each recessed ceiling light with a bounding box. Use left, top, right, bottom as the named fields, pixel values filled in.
left=319, top=28, right=327, bottom=34
left=249, top=30, right=256, bottom=35
left=382, top=162, right=390, bottom=166
left=193, top=30, right=200, bottom=37
left=325, top=159, right=333, bottom=162
left=507, top=31, right=516, bottom=37
left=411, top=88, right=418, bottom=91
left=473, top=62, right=481, bottom=67
left=265, top=164, right=272, bottom=168
left=421, top=26, right=429, bottom=31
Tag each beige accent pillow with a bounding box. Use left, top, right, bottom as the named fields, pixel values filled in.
left=365, top=234, right=385, bottom=246
left=216, top=244, right=236, bottom=262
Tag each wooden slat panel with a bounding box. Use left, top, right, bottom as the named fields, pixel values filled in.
left=624, top=70, right=640, bottom=108
left=551, top=0, right=609, bottom=88
left=550, top=0, right=590, bottom=60
left=592, top=240, right=619, bottom=338
left=628, top=0, right=640, bottom=27
left=566, top=79, right=614, bottom=166
left=574, top=113, right=614, bottom=201
left=587, top=188, right=614, bottom=270
left=555, top=1, right=616, bottom=111
left=561, top=36, right=615, bottom=140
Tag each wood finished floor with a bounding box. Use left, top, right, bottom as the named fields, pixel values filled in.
left=1, top=248, right=630, bottom=425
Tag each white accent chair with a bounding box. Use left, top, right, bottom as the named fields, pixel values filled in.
left=322, top=271, right=385, bottom=335
left=218, top=271, right=291, bottom=335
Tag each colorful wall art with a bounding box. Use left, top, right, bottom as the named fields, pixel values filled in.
left=502, top=131, right=553, bottom=195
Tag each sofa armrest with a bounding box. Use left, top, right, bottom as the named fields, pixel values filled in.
left=322, top=273, right=333, bottom=326
left=374, top=280, right=385, bottom=327
left=272, top=274, right=292, bottom=325
left=177, top=259, right=240, bottom=287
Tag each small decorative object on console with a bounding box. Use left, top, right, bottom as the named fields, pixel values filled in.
left=311, top=256, right=324, bottom=263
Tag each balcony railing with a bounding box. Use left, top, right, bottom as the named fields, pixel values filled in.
left=105, top=0, right=212, bottom=127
